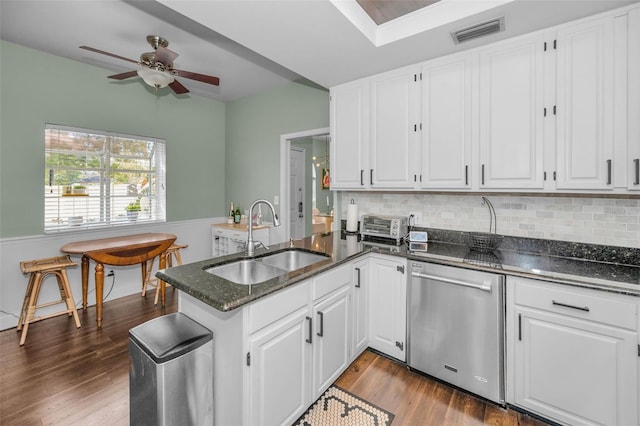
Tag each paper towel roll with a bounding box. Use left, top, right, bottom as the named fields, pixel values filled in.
left=346, top=202, right=358, bottom=232
left=346, top=234, right=358, bottom=254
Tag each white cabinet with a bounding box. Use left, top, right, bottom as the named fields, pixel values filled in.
left=368, top=255, right=407, bottom=361
left=419, top=52, right=473, bottom=189
left=329, top=79, right=370, bottom=189
left=478, top=33, right=546, bottom=189
left=247, top=305, right=311, bottom=426
left=370, top=66, right=419, bottom=188
left=312, top=285, right=350, bottom=398
left=507, top=277, right=639, bottom=426
left=246, top=263, right=353, bottom=424
left=628, top=7, right=640, bottom=190
left=211, top=224, right=269, bottom=257
left=555, top=16, right=615, bottom=190
left=352, top=258, right=369, bottom=357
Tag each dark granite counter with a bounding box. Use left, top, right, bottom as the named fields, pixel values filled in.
left=157, top=231, right=640, bottom=313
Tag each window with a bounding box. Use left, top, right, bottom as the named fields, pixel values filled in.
left=44, top=124, right=166, bottom=233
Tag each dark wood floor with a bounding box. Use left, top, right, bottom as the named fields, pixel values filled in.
left=0, top=291, right=547, bottom=426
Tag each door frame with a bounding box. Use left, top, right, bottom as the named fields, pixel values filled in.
left=277, top=127, right=331, bottom=244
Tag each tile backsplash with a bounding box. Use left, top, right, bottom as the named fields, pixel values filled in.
left=340, top=192, right=640, bottom=248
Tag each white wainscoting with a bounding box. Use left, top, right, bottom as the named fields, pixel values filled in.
left=0, top=218, right=225, bottom=331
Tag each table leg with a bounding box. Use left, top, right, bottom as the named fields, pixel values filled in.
left=81, top=255, right=89, bottom=310
left=159, top=251, right=167, bottom=306
left=95, top=262, right=104, bottom=328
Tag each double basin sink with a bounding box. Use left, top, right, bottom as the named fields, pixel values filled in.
left=205, top=249, right=330, bottom=285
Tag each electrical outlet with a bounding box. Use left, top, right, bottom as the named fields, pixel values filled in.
left=273, top=195, right=279, bottom=206
left=409, top=212, right=423, bottom=226
left=107, top=270, right=114, bottom=277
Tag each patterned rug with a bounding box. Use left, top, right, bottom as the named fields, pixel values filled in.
left=292, top=385, right=394, bottom=426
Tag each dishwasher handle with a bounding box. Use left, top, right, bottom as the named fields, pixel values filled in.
left=411, top=271, right=493, bottom=292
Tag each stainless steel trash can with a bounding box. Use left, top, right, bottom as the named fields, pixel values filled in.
left=129, top=312, right=213, bottom=425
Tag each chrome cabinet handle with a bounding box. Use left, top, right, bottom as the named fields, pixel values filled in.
left=481, top=164, right=485, bottom=185
left=552, top=300, right=590, bottom=312
left=305, top=316, right=313, bottom=343
left=518, top=313, right=522, bottom=341
left=411, top=272, right=492, bottom=292
left=465, top=165, right=468, bottom=186
left=606, top=159, right=612, bottom=185
left=355, top=267, right=361, bottom=288
left=360, top=169, right=364, bottom=186
left=370, top=169, right=373, bottom=185
left=317, top=311, right=324, bottom=337
left=634, top=159, right=639, bottom=185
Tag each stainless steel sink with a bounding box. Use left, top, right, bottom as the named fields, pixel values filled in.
left=205, top=249, right=329, bottom=285
left=205, top=260, right=284, bottom=285
left=259, top=249, right=329, bottom=271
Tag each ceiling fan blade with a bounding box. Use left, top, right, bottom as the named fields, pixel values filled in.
left=169, top=79, right=190, bottom=95
left=108, top=70, right=139, bottom=80
left=80, top=46, right=140, bottom=65
left=173, top=69, right=220, bottom=86
left=155, top=46, right=179, bottom=66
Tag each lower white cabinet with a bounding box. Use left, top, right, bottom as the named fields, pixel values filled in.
left=246, top=264, right=353, bottom=425
left=352, top=258, right=369, bottom=356
left=368, top=255, right=407, bottom=361
left=507, top=277, right=639, bottom=426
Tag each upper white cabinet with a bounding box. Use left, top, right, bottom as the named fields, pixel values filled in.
left=555, top=16, right=615, bottom=189
left=478, top=33, right=546, bottom=189
left=419, top=53, right=473, bottom=189
left=628, top=7, right=640, bottom=190
left=329, top=79, right=370, bottom=189
left=370, top=66, right=419, bottom=188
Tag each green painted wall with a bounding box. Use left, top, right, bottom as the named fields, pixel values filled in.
left=0, top=41, right=226, bottom=238
left=224, top=82, right=329, bottom=218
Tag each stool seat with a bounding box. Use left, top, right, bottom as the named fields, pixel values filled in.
left=141, top=243, right=188, bottom=305
left=18, top=255, right=81, bottom=345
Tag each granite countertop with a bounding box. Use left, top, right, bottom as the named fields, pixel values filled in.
left=157, top=231, right=640, bottom=313
left=211, top=223, right=269, bottom=231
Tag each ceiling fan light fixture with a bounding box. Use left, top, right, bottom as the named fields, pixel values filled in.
left=137, top=67, right=174, bottom=89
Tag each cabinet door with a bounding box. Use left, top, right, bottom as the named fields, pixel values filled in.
left=514, top=307, right=638, bottom=426
left=479, top=33, right=545, bottom=189
left=352, top=259, right=369, bottom=357
left=368, top=256, right=407, bottom=361
left=330, top=79, right=370, bottom=189
left=248, top=307, right=311, bottom=426
left=628, top=7, right=640, bottom=190
left=556, top=16, right=615, bottom=189
left=312, top=285, right=350, bottom=399
left=420, top=53, right=473, bottom=189
left=370, top=67, right=418, bottom=188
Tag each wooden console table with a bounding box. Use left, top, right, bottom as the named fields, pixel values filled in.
left=61, top=232, right=176, bottom=327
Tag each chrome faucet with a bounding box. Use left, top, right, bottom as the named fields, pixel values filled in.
left=246, top=199, right=280, bottom=256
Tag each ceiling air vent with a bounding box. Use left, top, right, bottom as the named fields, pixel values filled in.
left=451, top=17, right=504, bottom=44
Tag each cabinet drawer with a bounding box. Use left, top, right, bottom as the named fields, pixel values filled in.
left=313, top=263, right=351, bottom=301
left=249, top=280, right=309, bottom=334
left=513, top=278, right=637, bottom=330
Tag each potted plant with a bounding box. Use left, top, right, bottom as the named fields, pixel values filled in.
left=72, top=185, right=87, bottom=195
left=125, top=200, right=141, bottom=221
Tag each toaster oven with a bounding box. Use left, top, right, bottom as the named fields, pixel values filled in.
left=360, top=215, right=408, bottom=243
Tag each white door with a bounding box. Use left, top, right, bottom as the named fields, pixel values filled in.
left=289, top=147, right=306, bottom=239
left=478, top=33, right=545, bottom=189
left=370, top=66, right=418, bottom=188
left=352, top=259, right=369, bottom=356
left=555, top=16, right=614, bottom=190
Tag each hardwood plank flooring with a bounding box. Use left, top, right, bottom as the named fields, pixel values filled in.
left=1, top=291, right=548, bottom=425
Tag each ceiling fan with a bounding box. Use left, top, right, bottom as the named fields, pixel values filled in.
left=80, top=35, right=220, bottom=94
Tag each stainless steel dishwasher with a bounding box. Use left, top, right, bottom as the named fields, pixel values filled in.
left=408, top=261, right=505, bottom=404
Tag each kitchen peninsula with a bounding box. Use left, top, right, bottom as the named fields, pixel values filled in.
left=158, top=230, right=640, bottom=426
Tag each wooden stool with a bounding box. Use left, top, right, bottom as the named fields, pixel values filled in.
left=141, top=243, right=188, bottom=305
left=17, top=255, right=81, bottom=346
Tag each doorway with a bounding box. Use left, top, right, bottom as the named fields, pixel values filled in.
left=277, top=127, right=332, bottom=243
left=289, top=146, right=306, bottom=239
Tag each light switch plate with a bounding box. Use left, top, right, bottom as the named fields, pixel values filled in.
left=273, top=195, right=279, bottom=205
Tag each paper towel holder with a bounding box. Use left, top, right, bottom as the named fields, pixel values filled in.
left=345, top=199, right=359, bottom=234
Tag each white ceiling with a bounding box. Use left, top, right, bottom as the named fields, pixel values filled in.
left=1, top=0, right=637, bottom=102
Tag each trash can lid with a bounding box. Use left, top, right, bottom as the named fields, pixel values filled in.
left=129, top=312, right=212, bottom=363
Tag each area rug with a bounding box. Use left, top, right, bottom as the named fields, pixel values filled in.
left=292, top=385, right=394, bottom=426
